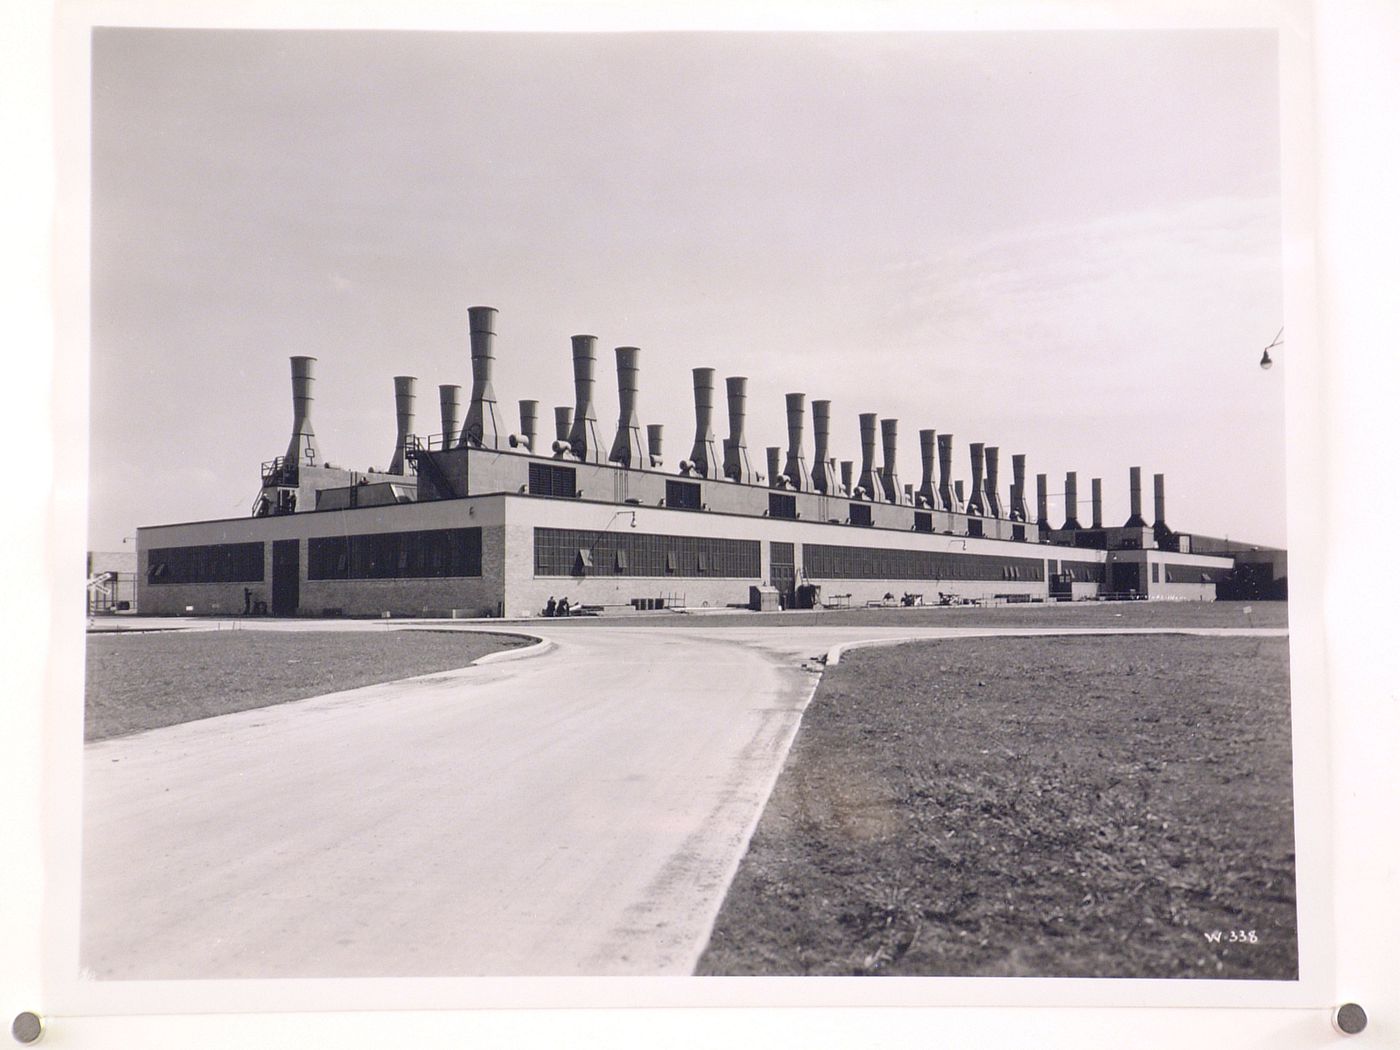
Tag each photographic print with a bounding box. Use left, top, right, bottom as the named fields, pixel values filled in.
left=80, top=24, right=1299, bottom=990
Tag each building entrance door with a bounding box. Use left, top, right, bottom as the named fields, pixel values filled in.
left=769, top=541, right=795, bottom=609
left=271, top=539, right=300, bottom=616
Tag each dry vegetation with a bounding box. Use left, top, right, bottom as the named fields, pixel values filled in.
left=85, top=629, right=531, bottom=741
left=698, top=634, right=1297, bottom=979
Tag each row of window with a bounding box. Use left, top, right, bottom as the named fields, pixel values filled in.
left=146, top=542, right=265, bottom=585
left=308, top=528, right=482, bottom=580
left=533, top=528, right=760, bottom=578
left=802, top=543, right=1047, bottom=582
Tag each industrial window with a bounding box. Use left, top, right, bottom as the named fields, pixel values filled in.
left=307, top=528, right=481, bottom=580
left=800, top=543, right=1045, bottom=582
left=1012, top=524, right=1026, bottom=542
left=533, top=528, right=760, bottom=579
left=914, top=512, right=933, bottom=534
left=1151, top=563, right=1160, bottom=583
left=528, top=462, right=577, bottom=498
left=967, top=519, right=984, bottom=538
left=769, top=492, right=797, bottom=520
left=1061, top=559, right=1106, bottom=583
left=1164, top=563, right=1227, bottom=584
left=849, top=504, right=872, bottom=527
left=665, top=479, right=702, bottom=510
left=146, top=542, right=265, bottom=585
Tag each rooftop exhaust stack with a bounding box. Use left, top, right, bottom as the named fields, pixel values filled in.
left=1011, top=454, right=1029, bottom=522
left=608, top=346, right=646, bottom=469
left=688, top=368, right=720, bottom=478
left=460, top=306, right=501, bottom=449
left=840, top=460, right=854, bottom=497
left=438, top=384, right=461, bottom=450
left=1152, top=472, right=1173, bottom=546
left=1091, top=477, right=1103, bottom=529
left=810, top=400, right=833, bottom=494
left=966, top=443, right=986, bottom=516
left=285, top=356, right=321, bottom=467
left=1125, top=466, right=1147, bottom=527
left=387, top=375, right=416, bottom=475
left=856, top=414, right=887, bottom=502
left=917, top=430, right=938, bottom=509
left=938, top=434, right=962, bottom=513
left=984, top=446, right=1003, bottom=518
left=551, top=406, right=574, bottom=458
left=646, top=424, right=664, bottom=468
left=1063, top=472, right=1083, bottom=530
left=722, top=376, right=756, bottom=483
left=766, top=446, right=784, bottom=488
left=879, top=418, right=901, bottom=504
left=568, top=335, right=604, bottom=463
left=508, top=400, right=538, bottom=452
left=1035, top=472, right=1049, bottom=527
left=783, top=393, right=812, bottom=491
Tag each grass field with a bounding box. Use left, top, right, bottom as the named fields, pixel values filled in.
left=84, top=629, right=532, bottom=741
left=697, top=634, right=1297, bottom=979
left=538, top=600, right=1288, bottom=631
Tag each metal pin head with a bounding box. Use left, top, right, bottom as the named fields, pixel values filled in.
left=11, top=1013, right=43, bottom=1045
left=1333, top=1003, right=1367, bottom=1036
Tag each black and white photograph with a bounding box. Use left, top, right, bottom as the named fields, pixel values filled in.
left=10, top=1, right=1400, bottom=1046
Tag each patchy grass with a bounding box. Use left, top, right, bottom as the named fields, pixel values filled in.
left=85, top=629, right=532, bottom=742
left=542, top=601, right=1288, bottom=631
left=697, top=634, right=1297, bottom=979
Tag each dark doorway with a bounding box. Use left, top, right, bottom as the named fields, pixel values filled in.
left=271, top=539, right=300, bottom=616
left=1111, top=562, right=1141, bottom=595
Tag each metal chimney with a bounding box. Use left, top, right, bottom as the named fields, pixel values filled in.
left=460, top=305, right=501, bottom=449
left=646, top=424, right=664, bottom=468
left=937, top=434, right=962, bottom=513
left=766, top=446, right=784, bottom=488
left=438, top=384, right=461, bottom=450
left=1011, top=454, right=1029, bottom=522
left=1036, top=473, right=1049, bottom=526
left=608, top=346, right=646, bottom=469
left=966, top=443, right=986, bottom=516
left=508, top=399, right=538, bottom=453
left=1063, top=471, right=1083, bottom=530
left=1153, top=472, right=1168, bottom=527
left=722, top=376, right=755, bottom=483
left=285, top=356, right=321, bottom=467
left=688, top=368, right=720, bottom=478
left=879, top=418, right=901, bottom=504
left=1125, top=466, right=1147, bottom=527
left=568, top=335, right=604, bottom=463
left=840, top=460, right=854, bottom=497
left=552, top=406, right=574, bottom=458
left=1091, top=477, right=1103, bottom=529
left=810, top=400, right=833, bottom=494
left=984, top=446, right=1004, bottom=518
left=856, top=413, right=887, bottom=501
left=916, top=430, right=937, bottom=509
left=782, top=393, right=812, bottom=491
left=387, top=375, right=416, bottom=475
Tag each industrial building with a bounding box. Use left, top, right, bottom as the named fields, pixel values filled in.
left=135, top=306, right=1271, bottom=619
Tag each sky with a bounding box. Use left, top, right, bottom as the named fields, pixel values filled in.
left=88, top=28, right=1285, bottom=550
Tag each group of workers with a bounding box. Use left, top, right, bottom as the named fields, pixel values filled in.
left=543, top=596, right=573, bottom=618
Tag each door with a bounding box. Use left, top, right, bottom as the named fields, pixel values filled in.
left=769, top=541, right=795, bottom=609
left=271, top=539, right=300, bottom=616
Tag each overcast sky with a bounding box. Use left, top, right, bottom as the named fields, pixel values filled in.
left=89, top=28, right=1285, bottom=549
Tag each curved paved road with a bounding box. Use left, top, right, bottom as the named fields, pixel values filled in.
left=81, top=621, right=1284, bottom=978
